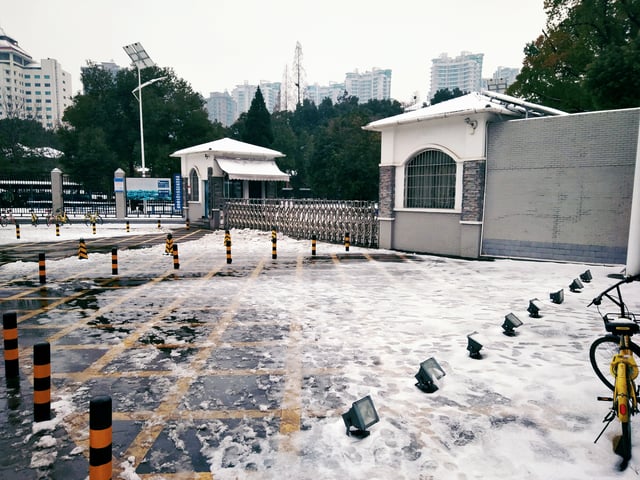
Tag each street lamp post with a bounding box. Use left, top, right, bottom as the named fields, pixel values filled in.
left=123, top=42, right=162, bottom=178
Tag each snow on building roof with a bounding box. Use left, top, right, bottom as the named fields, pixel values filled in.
left=363, top=91, right=567, bottom=131
left=170, top=137, right=285, bottom=159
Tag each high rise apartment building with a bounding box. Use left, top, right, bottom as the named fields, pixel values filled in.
left=0, top=30, right=72, bottom=129
left=206, top=67, right=391, bottom=126
left=344, top=68, right=391, bottom=103
left=429, top=51, right=483, bottom=99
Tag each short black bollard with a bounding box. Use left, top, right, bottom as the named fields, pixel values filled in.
left=78, top=239, right=88, bottom=260
left=38, top=252, right=46, bottom=284
left=172, top=244, right=180, bottom=269
left=311, top=234, right=317, bottom=256
left=89, top=395, right=112, bottom=480
left=271, top=227, right=277, bottom=260
left=224, top=230, right=232, bottom=263
left=33, top=342, right=51, bottom=422
left=111, top=248, right=118, bottom=275
left=344, top=232, right=350, bottom=252
left=165, top=234, right=173, bottom=255
left=3, top=312, right=19, bottom=380
left=15, top=222, right=20, bottom=240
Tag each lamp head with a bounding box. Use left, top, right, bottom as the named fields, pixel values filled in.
left=502, top=313, right=523, bottom=335
left=342, top=395, right=379, bottom=438
left=579, top=270, right=592, bottom=283
left=569, top=278, right=584, bottom=292
left=527, top=298, right=542, bottom=318
left=466, top=332, right=483, bottom=359
left=415, top=357, right=445, bottom=393
left=550, top=289, right=564, bottom=304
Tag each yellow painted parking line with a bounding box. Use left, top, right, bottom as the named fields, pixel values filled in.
left=138, top=473, right=213, bottom=480
left=278, top=254, right=305, bottom=452
left=117, top=258, right=266, bottom=476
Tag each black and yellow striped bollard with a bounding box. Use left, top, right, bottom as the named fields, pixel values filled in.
left=55, top=223, right=60, bottom=237
left=33, top=342, right=51, bottom=422
left=157, top=219, right=161, bottom=229
left=111, top=248, right=118, bottom=275
left=185, top=218, right=190, bottom=230
left=3, top=311, right=19, bottom=380
left=39, top=252, right=46, bottom=284
left=344, top=232, right=350, bottom=252
left=311, top=234, right=317, bottom=256
left=225, top=230, right=232, bottom=264
left=79, top=239, right=88, bottom=260
left=90, top=395, right=112, bottom=480
left=165, top=234, right=173, bottom=255
left=15, top=222, right=20, bottom=240
left=92, top=222, right=97, bottom=235
left=126, top=221, right=130, bottom=233
left=172, top=244, right=180, bottom=269
left=271, top=227, right=277, bottom=260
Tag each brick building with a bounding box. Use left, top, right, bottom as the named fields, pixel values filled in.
left=364, top=92, right=640, bottom=265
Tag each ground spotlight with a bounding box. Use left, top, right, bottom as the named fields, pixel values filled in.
left=550, top=289, right=564, bottom=304
left=579, top=269, right=592, bottom=282
left=415, top=357, right=446, bottom=393
left=528, top=298, right=542, bottom=318
left=569, top=278, right=584, bottom=292
left=502, top=313, right=523, bottom=335
left=342, top=395, right=379, bottom=438
left=466, top=332, right=483, bottom=359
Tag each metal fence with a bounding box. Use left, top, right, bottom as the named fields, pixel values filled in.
left=223, top=199, right=379, bottom=247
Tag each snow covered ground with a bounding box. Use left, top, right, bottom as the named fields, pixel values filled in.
left=2, top=223, right=640, bottom=479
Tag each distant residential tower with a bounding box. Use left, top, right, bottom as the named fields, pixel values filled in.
left=0, top=28, right=72, bottom=129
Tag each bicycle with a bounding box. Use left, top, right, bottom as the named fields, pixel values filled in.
left=84, top=212, right=104, bottom=226
left=46, top=208, right=71, bottom=226
left=30, top=210, right=39, bottom=227
left=589, top=273, right=640, bottom=470
left=1, top=209, right=15, bottom=227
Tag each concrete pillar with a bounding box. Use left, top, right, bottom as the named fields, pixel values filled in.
left=114, top=168, right=127, bottom=219
left=50, top=168, right=63, bottom=213
left=626, top=121, right=640, bottom=276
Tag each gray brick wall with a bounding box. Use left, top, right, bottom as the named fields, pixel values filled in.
left=482, top=109, right=640, bottom=263
left=379, top=165, right=395, bottom=218
left=461, top=160, right=485, bottom=222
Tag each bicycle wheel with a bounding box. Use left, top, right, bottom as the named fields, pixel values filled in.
left=97, top=216, right=104, bottom=225
left=0, top=217, right=6, bottom=227
left=590, top=335, right=640, bottom=391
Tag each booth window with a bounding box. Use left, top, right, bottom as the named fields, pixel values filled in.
left=189, top=168, right=199, bottom=201
left=404, top=150, right=456, bottom=209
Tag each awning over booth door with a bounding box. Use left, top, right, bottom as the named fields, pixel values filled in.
left=216, top=158, right=290, bottom=181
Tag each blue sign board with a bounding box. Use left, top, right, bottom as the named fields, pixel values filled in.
left=173, top=174, right=183, bottom=211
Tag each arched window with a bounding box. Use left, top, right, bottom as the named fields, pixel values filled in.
left=189, top=168, right=199, bottom=201
left=404, top=150, right=456, bottom=209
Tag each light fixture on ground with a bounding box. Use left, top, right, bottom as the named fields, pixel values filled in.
left=342, top=395, right=379, bottom=438
left=527, top=298, right=543, bottom=318
left=502, top=313, right=523, bottom=336
left=569, top=278, right=584, bottom=292
left=550, top=289, right=564, bottom=304
left=580, top=269, right=593, bottom=282
left=123, top=42, right=165, bottom=179
left=415, top=357, right=446, bottom=393
left=466, top=331, right=484, bottom=359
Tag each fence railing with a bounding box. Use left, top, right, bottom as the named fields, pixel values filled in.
left=223, top=199, right=379, bottom=247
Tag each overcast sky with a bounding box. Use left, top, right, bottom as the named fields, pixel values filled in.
left=3, top=0, right=547, bottom=103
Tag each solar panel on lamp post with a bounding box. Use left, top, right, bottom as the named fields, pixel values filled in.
left=123, top=42, right=163, bottom=179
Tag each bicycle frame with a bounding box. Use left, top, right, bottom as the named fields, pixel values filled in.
left=611, top=337, right=638, bottom=423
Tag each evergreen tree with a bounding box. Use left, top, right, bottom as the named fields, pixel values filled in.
left=242, top=87, right=274, bottom=147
